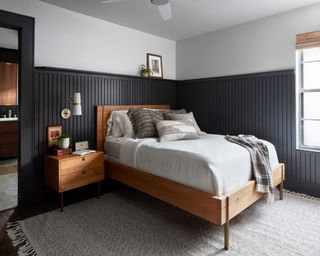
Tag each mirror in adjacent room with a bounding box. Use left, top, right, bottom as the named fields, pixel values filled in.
left=0, top=26, right=19, bottom=211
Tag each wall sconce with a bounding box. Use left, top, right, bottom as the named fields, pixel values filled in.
left=71, top=92, right=82, bottom=116
left=60, top=92, right=82, bottom=119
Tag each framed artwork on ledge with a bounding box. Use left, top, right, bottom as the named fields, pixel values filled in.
left=47, top=125, right=62, bottom=147
left=147, top=53, right=163, bottom=78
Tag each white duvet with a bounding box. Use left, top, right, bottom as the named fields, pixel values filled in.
left=113, top=134, right=279, bottom=196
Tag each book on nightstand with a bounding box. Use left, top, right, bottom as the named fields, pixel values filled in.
left=72, top=149, right=96, bottom=156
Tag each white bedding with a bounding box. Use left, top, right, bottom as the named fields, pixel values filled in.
left=105, top=134, right=279, bottom=196
left=104, top=137, right=128, bottom=159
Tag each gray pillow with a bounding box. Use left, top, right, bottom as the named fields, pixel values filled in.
left=164, top=109, right=187, bottom=120
left=164, top=112, right=204, bottom=136
left=127, top=109, right=137, bottom=133
left=127, top=109, right=164, bottom=138
left=156, top=119, right=199, bottom=142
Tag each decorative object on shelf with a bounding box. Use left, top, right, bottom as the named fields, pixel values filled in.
left=47, top=125, right=62, bottom=147
left=70, top=92, right=82, bottom=116
left=60, top=108, right=71, bottom=119
left=57, top=134, right=71, bottom=149
left=75, top=140, right=89, bottom=151
left=139, top=64, right=153, bottom=77
left=147, top=53, right=163, bottom=78
left=52, top=147, right=72, bottom=156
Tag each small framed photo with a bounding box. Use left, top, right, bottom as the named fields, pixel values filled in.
left=47, top=125, right=62, bottom=147
left=147, top=53, right=163, bottom=78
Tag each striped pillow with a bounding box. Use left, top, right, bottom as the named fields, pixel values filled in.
left=127, top=109, right=164, bottom=138
left=156, top=119, right=199, bottom=142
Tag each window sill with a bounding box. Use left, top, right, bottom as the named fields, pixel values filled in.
left=296, top=147, right=320, bottom=154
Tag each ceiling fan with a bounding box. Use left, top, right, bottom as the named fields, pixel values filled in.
left=100, top=0, right=172, bottom=21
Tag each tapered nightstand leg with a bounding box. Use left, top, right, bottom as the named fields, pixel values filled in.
left=97, top=181, right=100, bottom=199
left=60, top=192, right=64, bottom=212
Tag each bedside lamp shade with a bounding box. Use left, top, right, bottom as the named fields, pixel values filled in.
left=72, top=92, right=82, bottom=116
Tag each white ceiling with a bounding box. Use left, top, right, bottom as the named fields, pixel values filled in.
left=39, top=0, right=320, bottom=41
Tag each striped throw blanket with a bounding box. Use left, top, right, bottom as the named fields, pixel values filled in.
left=225, top=135, right=274, bottom=202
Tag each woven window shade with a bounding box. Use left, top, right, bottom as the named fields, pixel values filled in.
left=296, top=30, right=320, bottom=49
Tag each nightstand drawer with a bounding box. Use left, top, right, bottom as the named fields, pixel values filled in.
left=60, top=153, right=104, bottom=171
left=60, top=167, right=104, bottom=191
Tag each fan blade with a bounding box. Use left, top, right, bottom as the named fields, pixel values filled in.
left=157, top=2, right=172, bottom=20
left=101, top=0, right=128, bottom=3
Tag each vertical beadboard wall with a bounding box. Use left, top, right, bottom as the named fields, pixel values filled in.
left=177, top=70, right=320, bottom=197
left=33, top=67, right=176, bottom=190
left=32, top=67, right=320, bottom=197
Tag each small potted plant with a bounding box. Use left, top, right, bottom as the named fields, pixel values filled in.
left=57, top=134, right=71, bottom=149
left=139, top=64, right=153, bottom=77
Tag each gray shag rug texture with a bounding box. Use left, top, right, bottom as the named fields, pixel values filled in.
left=6, top=190, right=320, bottom=256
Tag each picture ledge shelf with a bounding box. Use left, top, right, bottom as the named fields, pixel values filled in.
left=35, top=66, right=176, bottom=82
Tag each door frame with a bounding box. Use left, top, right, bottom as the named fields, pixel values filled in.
left=0, top=9, right=35, bottom=207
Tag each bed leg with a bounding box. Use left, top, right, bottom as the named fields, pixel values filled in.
left=280, top=164, right=284, bottom=200
left=224, top=196, right=230, bottom=250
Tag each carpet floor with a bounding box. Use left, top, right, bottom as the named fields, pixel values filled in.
left=0, top=172, right=17, bottom=212
left=6, top=190, right=320, bottom=256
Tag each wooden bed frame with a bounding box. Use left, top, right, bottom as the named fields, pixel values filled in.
left=96, top=105, right=285, bottom=250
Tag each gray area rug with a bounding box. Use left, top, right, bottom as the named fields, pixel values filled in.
left=7, top=190, right=320, bottom=256
left=0, top=172, right=17, bottom=211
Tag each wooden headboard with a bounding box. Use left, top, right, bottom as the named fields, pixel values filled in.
left=96, top=105, right=170, bottom=151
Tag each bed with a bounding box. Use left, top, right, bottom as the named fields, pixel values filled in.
left=96, top=105, right=285, bottom=250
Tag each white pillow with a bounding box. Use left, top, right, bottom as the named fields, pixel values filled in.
left=106, top=110, right=130, bottom=137
left=111, top=112, right=134, bottom=138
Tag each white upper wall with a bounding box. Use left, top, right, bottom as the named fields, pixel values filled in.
left=0, top=0, right=176, bottom=79
left=0, top=27, right=18, bottom=49
left=176, top=4, right=320, bottom=80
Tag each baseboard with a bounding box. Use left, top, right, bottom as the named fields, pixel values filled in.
left=284, top=179, right=320, bottom=198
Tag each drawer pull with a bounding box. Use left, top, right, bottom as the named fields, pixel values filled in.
left=82, top=157, right=85, bottom=161
left=82, top=171, right=86, bottom=175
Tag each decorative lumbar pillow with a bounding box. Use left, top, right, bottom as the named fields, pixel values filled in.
left=111, top=112, right=134, bottom=138
left=106, top=110, right=129, bottom=137
left=156, top=119, right=199, bottom=142
left=127, top=109, right=164, bottom=138
left=164, top=112, right=204, bottom=136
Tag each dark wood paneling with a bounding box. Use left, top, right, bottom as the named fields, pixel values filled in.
left=33, top=67, right=176, bottom=193
left=177, top=70, right=320, bottom=197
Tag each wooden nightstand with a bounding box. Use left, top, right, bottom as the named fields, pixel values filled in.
left=45, top=151, right=105, bottom=211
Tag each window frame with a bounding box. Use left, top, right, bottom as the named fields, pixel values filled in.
left=296, top=48, right=320, bottom=152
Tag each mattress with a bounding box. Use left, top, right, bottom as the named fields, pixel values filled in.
left=104, top=137, right=130, bottom=159
left=104, top=134, right=279, bottom=196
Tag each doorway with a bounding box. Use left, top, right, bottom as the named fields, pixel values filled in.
left=0, top=9, right=34, bottom=208
left=0, top=27, right=19, bottom=211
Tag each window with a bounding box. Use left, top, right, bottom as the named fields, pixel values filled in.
left=296, top=31, right=320, bottom=151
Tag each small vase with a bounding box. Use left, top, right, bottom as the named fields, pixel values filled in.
left=141, top=72, right=149, bottom=77
left=59, top=138, right=70, bottom=149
